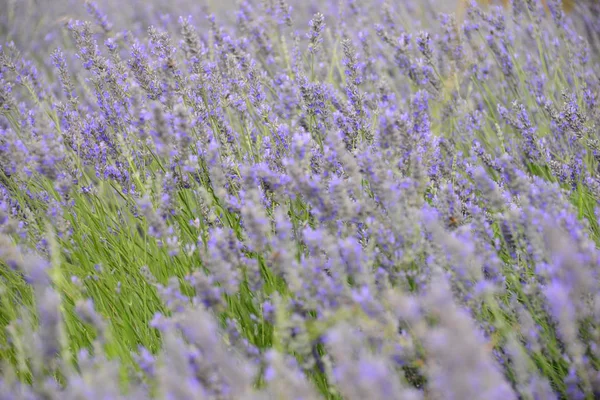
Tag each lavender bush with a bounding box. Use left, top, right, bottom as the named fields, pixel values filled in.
left=1, top=0, right=600, bottom=398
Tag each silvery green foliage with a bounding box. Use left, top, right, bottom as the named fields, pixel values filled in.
left=1, top=0, right=600, bottom=399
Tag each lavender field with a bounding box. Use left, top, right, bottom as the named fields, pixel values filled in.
left=1, top=0, right=600, bottom=398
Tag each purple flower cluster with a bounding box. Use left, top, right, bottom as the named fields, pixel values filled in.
left=1, top=0, right=600, bottom=398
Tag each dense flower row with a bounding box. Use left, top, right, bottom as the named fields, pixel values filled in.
left=1, top=0, right=600, bottom=398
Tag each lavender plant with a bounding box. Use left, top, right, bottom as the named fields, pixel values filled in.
left=1, top=0, right=600, bottom=398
